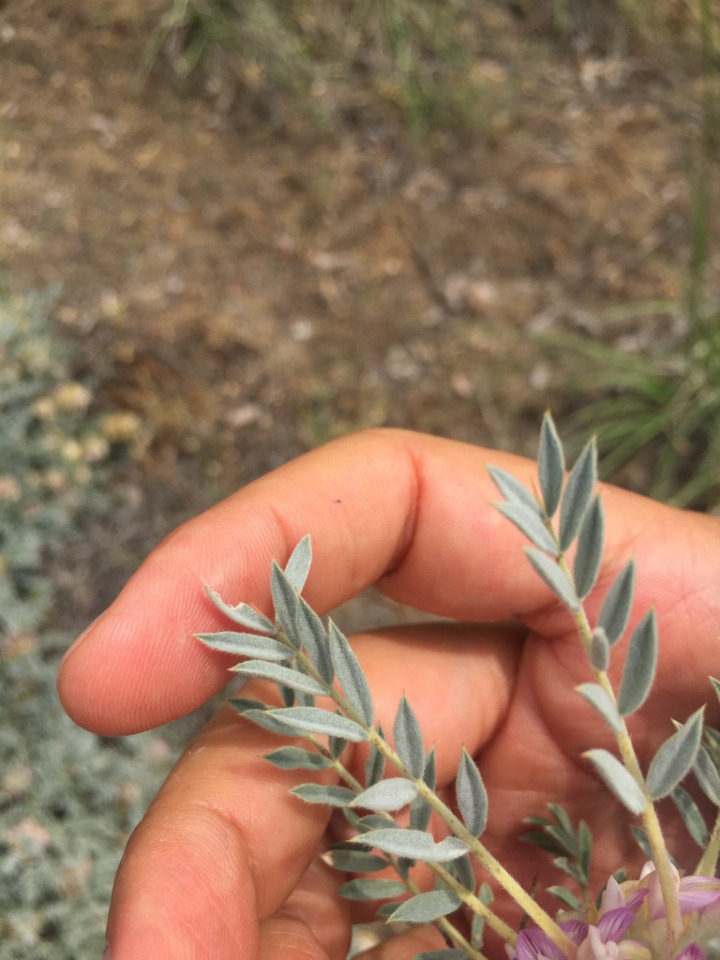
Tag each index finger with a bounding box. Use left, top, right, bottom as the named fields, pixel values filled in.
left=57, top=427, right=717, bottom=735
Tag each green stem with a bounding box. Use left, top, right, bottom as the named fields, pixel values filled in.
left=559, top=558, right=684, bottom=943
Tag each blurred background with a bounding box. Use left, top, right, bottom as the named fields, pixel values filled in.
left=1, top=1, right=719, bottom=955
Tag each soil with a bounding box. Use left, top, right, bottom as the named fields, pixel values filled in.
left=1, top=2, right=716, bottom=620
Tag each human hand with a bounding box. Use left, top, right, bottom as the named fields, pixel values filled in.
left=57, top=429, right=720, bottom=960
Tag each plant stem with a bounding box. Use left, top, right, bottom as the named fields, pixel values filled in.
left=560, top=558, right=684, bottom=943
left=695, top=806, right=720, bottom=877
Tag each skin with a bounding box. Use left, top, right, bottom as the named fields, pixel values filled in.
left=56, top=428, right=720, bottom=960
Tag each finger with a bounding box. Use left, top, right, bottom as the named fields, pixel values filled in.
left=58, top=427, right=720, bottom=733
left=105, top=704, right=349, bottom=960
left=103, top=623, right=520, bottom=960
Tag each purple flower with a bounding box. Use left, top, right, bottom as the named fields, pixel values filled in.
left=640, top=862, right=720, bottom=921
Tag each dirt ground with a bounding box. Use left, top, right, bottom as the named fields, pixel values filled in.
left=1, top=3, right=717, bottom=619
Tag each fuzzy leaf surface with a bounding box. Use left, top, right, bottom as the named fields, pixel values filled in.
left=590, top=627, right=610, bottom=671
left=329, top=621, right=374, bottom=726
left=576, top=683, right=622, bottom=732
left=695, top=745, right=720, bottom=806
left=354, top=829, right=468, bottom=862
left=558, top=438, right=597, bottom=550
left=671, top=785, right=709, bottom=847
left=598, top=560, right=635, bottom=645
left=365, top=738, right=386, bottom=787
left=538, top=411, right=565, bottom=518
left=338, top=878, right=406, bottom=900
left=413, top=952, right=468, bottom=960
left=263, top=747, right=333, bottom=770
left=284, top=535, right=312, bottom=592
left=497, top=501, right=558, bottom=554
left=487, top=465, right=542, bottom=516
left=269, top=707, right=368, bottom=741
left=647, top=708, right=704, bottom=799
left=295, top=597, right=334, bottom=683
left=393, top=695, right=425, bottom=779
left=525, top=547, right=580, bottom=611
left=243, top=708, right=303, bottom=736
left=573, top=495, right=605, bottom=599
left=196, top=630, right=291, bottom=661
left=325, top=849, right=388, bottom=873
left=350, top=778, right=419, bottom=811
left=231, top=659, right=326, bottom=696
left=291, top=784, right=356, bottom=806
left=617, top=610, right=658, bottom=716
left=456, top=747, right=488, bottom=837
left=271, top=561, right=301, bottom=647
left=387, top=889, right=461, bottom=924
left=204, top=585, right=275, bottom=634
left=584, top=749, right=645, bottom=815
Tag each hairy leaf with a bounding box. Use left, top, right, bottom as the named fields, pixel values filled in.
left=354, top=829, right=468, bottom=862
left=350, top=778, right=419, bottom=811
left=365, top=737, right=386, bottom=787
left=573, top=495, right=605, bottom=599
left=647, top=708, right=704, bottom=799
left=204, top=585, right=275, bottom=634
left=525, top=547, right=580, bottom=611
left=584, top=749, right=645, bottom=815
left=576, top=683, right=622, bottom=732
left=695, top=744, right=720, bottom=806
left=589, top=627, right=610, bottom=671
left=497, top=501, right=558, bottom=554
left=325, top=849, right=389, bottom=873
left=387, top=889, right=461, bottom=924
left=329, top=621, right=374, bottom=726
left=271, top=561, right=301, bottom=647
left=284, top=535, right=312, bottom=592
left=559, top=438, right=597, bottom=551
left=538, top=411, right=565, bottom=518
left=671, top=785, right=709, bottom=847
left=413, top=952, right=468, bottom=960
left=295, top=597, right=334, bottom=684
left=243, top=707, right=303, bottom=736
left=291, top=784, right=356, bottom=806
left=456, top=747, right=488, bottom=837
left=486, top=465, right=542, bottom=516
left=231, top=659, right=326, bottom=696
left=338, top=878, right=406, bottom=900
left=617, top=610, right=658, bottom=716
left=598, top=560, right=635, bottom=646
left=269, top=706, right=368, bottom=741
left=409, top=794, right=432, bottom=833
left=196, top=630, right=291, bottom=661
left=393, top=695, right=425, bottom=779
left=263, top=747, right=333, bottom=770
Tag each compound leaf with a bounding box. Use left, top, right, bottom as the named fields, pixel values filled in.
left=271, top=561, right=301, bottom=648
left=525, top=547, right=580, bottom=612
left=497, top=501, right=558, bottom=554
left=354, top=829, right=468, bottom=863
left=264, top=747, right=333, bottom=770
left=295, top=597, right=334, bottom=684
left=487, top=465, right=542, bottom=516
left=573, top=494, right=605, bottom=599
left=291, top=784, right=356, bottom=807
left=204, top=585, right=275, bottom=634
